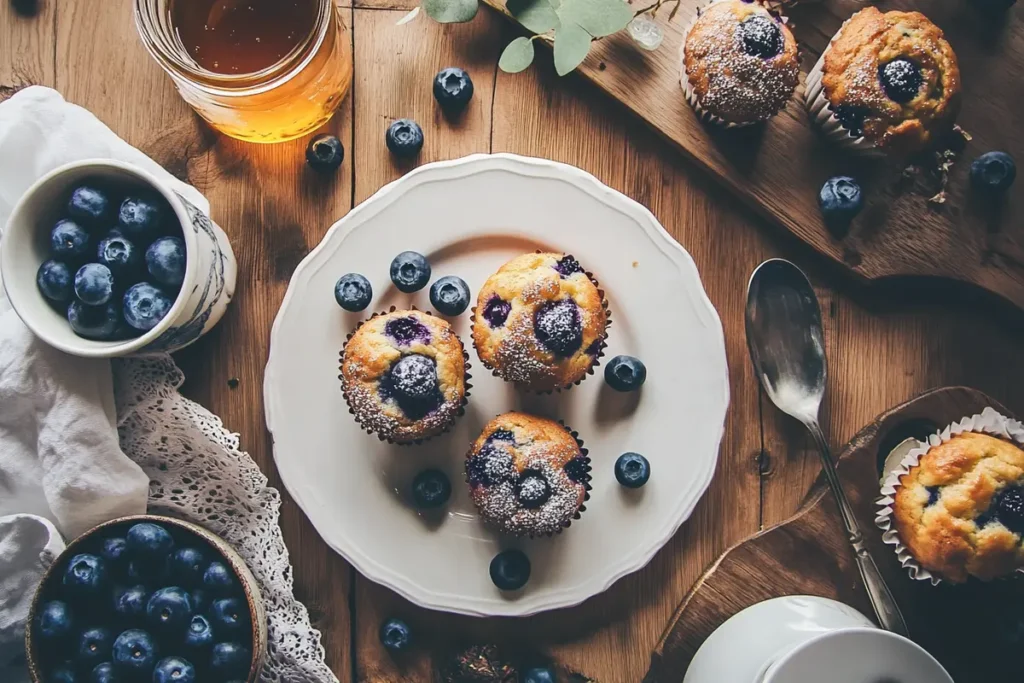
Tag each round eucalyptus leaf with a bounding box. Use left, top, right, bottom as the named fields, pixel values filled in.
left=507, top=0, right=560, bottom=33
left=556, top=0, right=632, bottom=38
left=553, top=21, right=591, bottom=75
left=423, top=0, right=479, bottom=23
left=499, top=37, right=536, bottom=73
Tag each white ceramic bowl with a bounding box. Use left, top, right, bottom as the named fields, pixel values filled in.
left=1, top=159, right=237, bottom=357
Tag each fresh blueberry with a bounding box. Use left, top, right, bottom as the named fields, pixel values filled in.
left=63, top=554, right=108, bottom=598
left=306, top=134, right=345, bottom=172
left=738, top=14, right=783, bottom=59
left=523, top=667, right=556, bottom=683
left=411, top=469, right=452, bottom=508
left=554, top=255, right=583, bottom=277
left=534, top=299, right=583, bottom=356
left=383, top=354, right=441, bottom=419
left=210, top=642, right=251, bottom=677
left=604, top=355, right=647, bottom=392
left=51, top=220, right=93, bottom=264
left=203, top=561, right=236, bottom=595
left=489, top=549, right=531, bottom=591
left=482, top=296, right=511, bottom=327
left=146, top=587, right=193, bottom=633
left=334, top=273, right=372, bottom=312
left=433, top=67, right=474, bottom=112
left=67, top=300, right=122, bottom=340
left=466, top=443, right=516, bottom=487
left=100, top=538, right=130, bottom=576
left=145, top=237, right=186, bottom=289
left=113, top=585, right=149, bottom=622
left=818, top=176, right=863, bottom=227
left=37, top=260, right=74, bottom=303
left=379, top=617, right=412, bottom=652
left=74, top=263, right=115, bottom=306
left=35, top=600, right=74, bottom=642
left=126, top=523, right=174, bottom=564
left=384, top=316, right=431, bottom=345
left=429, top=276, right=471, bottom=316
left=516, top=470, right=552, bottom=509
left=48, top=666, right=78, bottom=683
left=385, top=119, right=424, bottom=158
left=68, top=185, right=113, bottom=227
left=122, top=283, right=173, bottom=332
left=209, top=597, right=250, bottom=637
left=76, top=627, right=114, bottom=671
left=995, top=485, right=1024, bottom=534
left=389, top=251, right=431, bottom=292
left=168, top=547, right=207, bottom=587
left=879, top=58, right=922, bottom=103
left=971, top=151, right=1016, bottom=194
left=152, top=657, right=195, bottom=683
left=127, top=559, right=168, bottom=585
left=111, top=629, right=158, bottom=677
left=96, top=234, right=141, bottom=277
left=89, top=662, right=117, bottom=683
left=117, top=196, right=164, bottom=242
left=183, top=614, right=214, bottom=653
left=615, top=452, right=651, bottom=488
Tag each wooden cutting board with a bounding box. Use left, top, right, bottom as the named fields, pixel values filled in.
left=482, top=0, right=1024, bottom=310
left=642, top=386, right=1024, bottom=683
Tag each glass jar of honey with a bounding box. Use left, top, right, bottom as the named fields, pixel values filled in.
left=135, top=0, right=352, bottom=143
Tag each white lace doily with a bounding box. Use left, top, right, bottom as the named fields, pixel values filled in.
left=112, top=354, right=338, bottom=683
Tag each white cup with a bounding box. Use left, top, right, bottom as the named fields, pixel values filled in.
left=1, top=159, right=237, bottom=357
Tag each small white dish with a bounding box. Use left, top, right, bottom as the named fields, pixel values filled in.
left=1, top=159, right=237, bottom=357
left=264, top=153, right=730, bottom=616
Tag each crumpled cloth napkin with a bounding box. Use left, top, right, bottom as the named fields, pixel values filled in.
left=0, top=86, right=210, bottom=675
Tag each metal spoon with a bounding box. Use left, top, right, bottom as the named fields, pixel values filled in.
left=745, top=258, right=909, bottom=637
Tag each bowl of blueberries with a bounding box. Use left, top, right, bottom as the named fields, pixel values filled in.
left=26, top=515, right=266, bottom=683
left=1, top=159, right=236, bottom=357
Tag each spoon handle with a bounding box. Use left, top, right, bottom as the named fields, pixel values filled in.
left=806, top=421, right=910, bottom=637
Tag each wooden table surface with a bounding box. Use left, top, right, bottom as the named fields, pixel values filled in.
left=4, top=1, right=1024, bottom=681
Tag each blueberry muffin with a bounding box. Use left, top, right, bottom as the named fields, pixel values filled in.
left=681, top=0, right=800, bottom=127
left=893, top=433, right=1024, bottom=583
left=472, top=253, right=609, bottom=392
left=466, top=412, right=591, bottom=537
left=340, top=309, right=468, bottom=444
left=805, top=8, right=961, bottom=156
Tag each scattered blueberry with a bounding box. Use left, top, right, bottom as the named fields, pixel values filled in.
left=379, top=617, right=412, bottom=653
left=145, top=237, right=186, bottom=288
left=63, top=554, right=108, bottom=599
left=995, top=485, right=1024, bottom=534
left=489, top=549, right=531, bottom=591
left=614, top=453, right=651, bottom=488
left=68, top=185, right=113, bottom=227
left=153, top=657, right=196, bottom=683
left=523, top=667, right=556, bottom=683
left=516, top=470, right=552, bottom=509
left=210, top=597, right=250, bottom=637
left=334, top=273, right=373, bottom=312
left=51, top=220, right=92, bottom=264
left=117, top=197, right=164, bottom=242
left=183, top=615, right=214, bottom=653
left=306, top=134, right=345, bottom=172
left=482, top=296, right=511, bottom=328
left=818, top=176, right=863, bottom=228
left=146, top=587, right=193, bottom=633
left=126, top=523, right=174, bottom=564
left=113, top=585, right=149, bottom=622
left=604, top=355, right=647, bottom=392
left=48, top=666, right=78, bottom=683
left=100, top=538, right=129, bottom=576
left=37, top=260, right=74, bottom=303
left=67, top=300, right=122, bottom=341
left=35, top=600, right=74, bottom=642
left=111, top=629, right=158, bottom=676
left=433, top=67, right=474, bottom=112
left=168, top=548, right=207, bottom=587
left=210, top=642, right=251, bottom=677
left=738, top=14, right=783, bottom=59
left=76, top=627, right=114, bottom=671
left=879, top=58, right=923, bottom=103
left=389, top=251, right=431, bottom=293
left=411, top=469, right=452, bottom=508
left=96, top=234, right=141, bottom=277
left=122, top=283, right=173, bottom=332
left=74, top=263, right=115, bottom=306
left=429, top=276, right=471, bottom=316
left=89, top=662, right=117, bottom=683
left=385, top=119, right=424, bottom=158
left=202, top=561, right=236, bottom=595
left=970, top=151, right=1017, bottom=194
left=534, top=299, right=583, bottom=356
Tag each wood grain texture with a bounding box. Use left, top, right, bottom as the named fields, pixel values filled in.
left=647, top=386, right=1024, bottom=683
left=481, top=0, right=1024, bottom=310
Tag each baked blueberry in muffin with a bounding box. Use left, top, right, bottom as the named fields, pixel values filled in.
left=466, top=412, right=591, bottom=537
left=340, top=309, right=468, bottom=444
left=893, top=432, right=1024, bottom=583
left=472, top=253, right=609, bottom=392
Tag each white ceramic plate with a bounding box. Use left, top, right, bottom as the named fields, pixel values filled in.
left=264, top=153, right=729, bottom=617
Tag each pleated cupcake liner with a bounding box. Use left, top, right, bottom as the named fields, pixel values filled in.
left=874, top=407, right=1024, bottom=586
left=469, top=253, right=611, bottom=395
left=339, top=305, right=472, bottom=447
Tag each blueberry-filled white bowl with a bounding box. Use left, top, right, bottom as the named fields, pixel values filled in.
left=1, top=159, right=199, bottom=358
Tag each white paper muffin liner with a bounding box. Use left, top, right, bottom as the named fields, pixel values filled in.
left=874, top=407, right=1024, bottom=585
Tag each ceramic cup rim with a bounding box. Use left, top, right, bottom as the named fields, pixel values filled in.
left=762, top=626, right=953, bottom=683
left=0, top=158, right=200, bottom=357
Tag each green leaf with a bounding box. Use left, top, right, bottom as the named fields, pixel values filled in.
left=553, top=21, right=591, bottom=75
left=422, top=0, right=479, bottom=23
left=556, top=0, right=632, bottom=37
left=499, top=37, right=536, bottom=73
left=507, top=0, right=559, bottom=33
